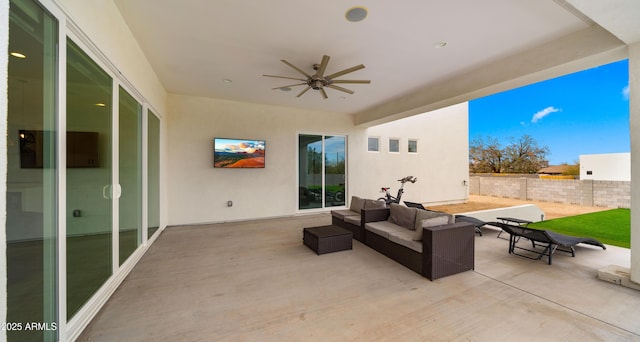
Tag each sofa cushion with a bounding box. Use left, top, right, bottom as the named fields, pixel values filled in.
left=414, top=209, right=454, bottom=231
left=349, top=196, right=365, bottom=213
left=412, top=215, right=450, bottom=241
left=388, top=229, right=423, bottom=253
left=388, top=203, right=417, bottom=230
left=344, top=215, right=361, bottom=227
left=331, top=209, right=359, bottom=221
left=365, top=220, right=408, bottom=239
left=363, top=199, right=386, bottom=209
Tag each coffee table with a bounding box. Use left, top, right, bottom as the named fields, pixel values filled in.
left=303, top=225, right=353, bottom=255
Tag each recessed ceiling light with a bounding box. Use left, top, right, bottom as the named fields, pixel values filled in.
left=280, top=87, right=292, bottom=92
left=10, top=52, right=27, bottom=59
left=435, top=41, right=448, bottom=48
left=222, top=78, right=232, bottom=83
left=346, top=6, right=368, bottom=22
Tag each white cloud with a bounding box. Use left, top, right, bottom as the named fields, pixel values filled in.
left=531, top=106, right=560, bottom=123
left=622, top=84, right=630, bottom=100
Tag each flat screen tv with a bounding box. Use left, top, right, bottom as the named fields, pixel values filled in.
left=214, top=138, right=265, bottom=168
left=19, top=130, right=100, bottom=168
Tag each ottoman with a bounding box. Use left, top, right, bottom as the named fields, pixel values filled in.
left=303, top=225, right=353, bottom=255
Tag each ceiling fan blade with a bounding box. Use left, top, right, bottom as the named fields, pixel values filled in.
left=315, top=55, right=330, bottom=77
left=331, top=79, right=371, bottom=84
left=263, top=74, right=307, bottom=81
left=327, top=84, right=354, bottom=94
left=281, top=60, right=312, bottom=78
left=326, top=64, right=365, bottom=80
left=296, top=86, right=312, bottom=97
left=271, top=83, right=307, bottom=90
left=319, top=88, right=328, bottom=99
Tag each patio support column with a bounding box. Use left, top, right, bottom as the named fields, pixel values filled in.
left=631, top=42, right=640, bottom=284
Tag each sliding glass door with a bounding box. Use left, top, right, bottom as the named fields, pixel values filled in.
left=118, top=87, right=142, bottom=265
left=148, top=110, right=161, bottom=239
left=66, top=38, right=113, bottom=319
left=6, top=0, right=58, bottom=340
left=6, top=0, right=164, bottom=338
left=298, top=134, right=346, bottom=210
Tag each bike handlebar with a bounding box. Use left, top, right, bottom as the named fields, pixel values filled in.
left=397, top=176, right=418, bottom=184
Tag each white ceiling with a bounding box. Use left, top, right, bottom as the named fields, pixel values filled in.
left=113, top=0, right=637, bottom=122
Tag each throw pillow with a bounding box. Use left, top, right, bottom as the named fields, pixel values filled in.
left=388, top=203, right=417, bottom=230
left=364, top=198, right=386, bottom=209
left=349, top=196, right=365, bottom=213
left=414, top=209, right=454, bottom=231
left=412, top=215, right=450, bottom=241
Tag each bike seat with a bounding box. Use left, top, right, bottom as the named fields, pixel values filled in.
left=381, top=187, right=390, bottom=191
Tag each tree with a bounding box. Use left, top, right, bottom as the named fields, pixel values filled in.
left=469, top=136, right=504, bottom=173
left=562, top=161, right=580, bottom=176
left=503, top=135, right=550, bottom=173
left=470, top=134, right=550, bottom=174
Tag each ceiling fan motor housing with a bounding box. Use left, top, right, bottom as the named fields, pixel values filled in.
left=310, top=79, right=327, bottom=90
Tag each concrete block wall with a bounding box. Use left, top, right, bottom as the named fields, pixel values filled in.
left=593, top=181, right=631, bottom=208
left=470, top=176, right=630, bottom=208
left=474, top=176, right=522, bottom=198
left=526, top=179, right=584, bottom=205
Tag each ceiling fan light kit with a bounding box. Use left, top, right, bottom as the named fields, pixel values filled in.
left=263, top=54, right=371, bottom=99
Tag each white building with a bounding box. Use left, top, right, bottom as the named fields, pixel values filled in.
left=580, top=152, right=631, bottom=181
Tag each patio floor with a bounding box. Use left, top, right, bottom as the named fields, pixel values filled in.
left=78, top=213, right=640, bottom=341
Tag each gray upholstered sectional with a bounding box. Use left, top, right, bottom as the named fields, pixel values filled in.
left=333, top=199, right=476, bottom=280
left=331, top=196, right=386, bottom=241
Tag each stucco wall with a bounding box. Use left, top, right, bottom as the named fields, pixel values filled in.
left=361, top=103, right=469, bottom=205
left=166, top=96, right=469, bottom=226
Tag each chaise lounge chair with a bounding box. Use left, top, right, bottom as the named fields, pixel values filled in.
left=454, top=215, right=491, bottom=236
left=490, top=221, right=606, bottom=265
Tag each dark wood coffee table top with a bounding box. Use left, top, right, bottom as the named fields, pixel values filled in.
left=304, top=225, right=351, bottom=237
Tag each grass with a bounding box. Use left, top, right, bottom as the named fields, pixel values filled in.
left=529, top=208, right=630, bottom=248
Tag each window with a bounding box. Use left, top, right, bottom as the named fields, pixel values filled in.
left=389, top=138, right=400, bottom=153
left=368, top=137, right=379, bottom=152
left=408, top=139, right=418, bottom=153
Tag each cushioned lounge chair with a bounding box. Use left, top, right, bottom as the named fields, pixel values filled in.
left=491, top=222, right=606, bottom=265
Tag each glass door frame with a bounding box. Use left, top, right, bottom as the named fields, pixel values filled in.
left=296, top=132, right=348, bottom=212
left=5, top=0, right=164, bottom=340
left=61, top=27, right=160, bottom=341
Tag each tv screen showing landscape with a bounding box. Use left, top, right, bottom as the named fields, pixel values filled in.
left=214, top=138, right=265, bottom=168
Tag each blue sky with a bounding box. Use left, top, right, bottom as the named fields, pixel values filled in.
left=469, top=59, right=630, bottom=165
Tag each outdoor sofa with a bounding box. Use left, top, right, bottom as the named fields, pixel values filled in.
left=362, top=204, right=475, bottom=280
left=331, top=196, right=386, bottom=241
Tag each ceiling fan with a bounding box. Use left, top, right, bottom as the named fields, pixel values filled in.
left=263, top=55, right=370, bottom=99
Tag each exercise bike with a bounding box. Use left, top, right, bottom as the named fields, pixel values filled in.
left=378, top=176, right=417, bottom=205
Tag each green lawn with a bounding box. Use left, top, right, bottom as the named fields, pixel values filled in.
left=529, top=208, right=630, bottom=248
